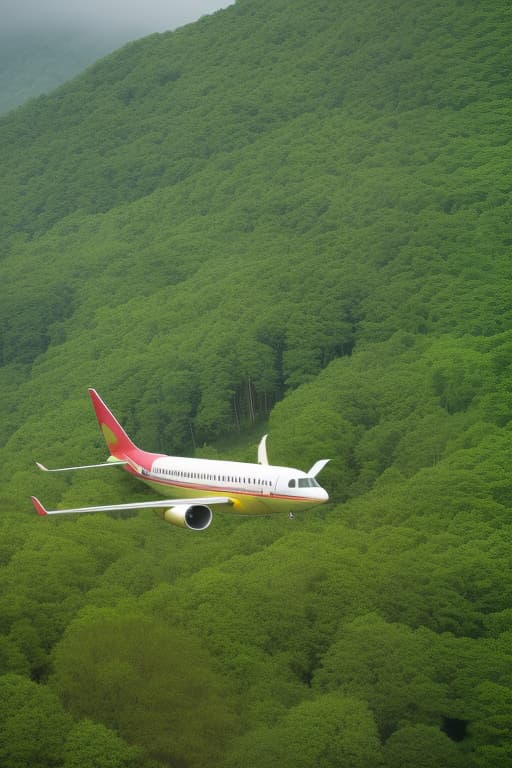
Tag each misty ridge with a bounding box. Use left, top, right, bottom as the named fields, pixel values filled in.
left=0, top=18, right=152, bottom=115
left=0, top=29, right=128, bottom=113
left=0, top=1, right=232, bottom=113
left=0, top=0, right=213, bottom=34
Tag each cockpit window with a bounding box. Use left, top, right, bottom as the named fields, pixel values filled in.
left=298, top=478, right=321, bottom=488
left=288, top=479, right=296, bottom=488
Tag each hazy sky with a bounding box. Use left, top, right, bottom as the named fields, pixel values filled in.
left=0, top=0, right=235, bottom=34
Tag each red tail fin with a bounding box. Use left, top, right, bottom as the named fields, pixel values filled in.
left=31, top=496, right=48, bottom=516
left=88, top=389, right=137, bottom=459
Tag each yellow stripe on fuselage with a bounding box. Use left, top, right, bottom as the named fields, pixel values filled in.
left=141, top=476, right=315, bottom=516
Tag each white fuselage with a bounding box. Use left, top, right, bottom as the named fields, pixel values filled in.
left=129, top=454, right=329, bottom=516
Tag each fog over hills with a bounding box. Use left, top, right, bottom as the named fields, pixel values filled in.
left=0, top=0, right=233, bottom=112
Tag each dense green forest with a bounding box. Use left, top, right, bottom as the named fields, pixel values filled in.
left=0, top=0, right=511, bottom=765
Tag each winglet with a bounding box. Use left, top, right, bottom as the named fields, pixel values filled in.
left=258, top=434, right=269, bottom=465
left=35, top=462, right=49, bottom=472
left=31, top=496, right=48, bottom=516
left=308, top=459, right=330, bottom=477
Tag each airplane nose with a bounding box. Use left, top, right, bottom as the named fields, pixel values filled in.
left=318, top=487, right=329, bottom=503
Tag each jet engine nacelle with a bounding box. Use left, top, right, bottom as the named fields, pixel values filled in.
left=163, top=504, right=213, bottom=531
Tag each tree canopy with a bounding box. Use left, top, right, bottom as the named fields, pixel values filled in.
left=0, top=0, right=511, bottom=765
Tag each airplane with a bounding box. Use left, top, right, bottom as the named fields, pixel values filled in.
left=31, top=388, right=330, bottom=530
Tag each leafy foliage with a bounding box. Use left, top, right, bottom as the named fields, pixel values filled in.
left=0, top=0, right=511, bottom=765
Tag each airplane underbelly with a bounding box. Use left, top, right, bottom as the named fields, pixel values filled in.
left=141, top=475, right=303, bottom=516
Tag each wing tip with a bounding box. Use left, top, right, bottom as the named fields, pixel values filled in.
left=30, top=496, right=48, bottom=516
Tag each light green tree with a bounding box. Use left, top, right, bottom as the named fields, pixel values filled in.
left=314, top=614, right=448, bottom=736
left=383, top=724, right=463, bottom=768
left=63, top=719, right=144, bottom=768
left=0, top=673, right=72, bottom=768
left=225, top=692, right=381, bottom=768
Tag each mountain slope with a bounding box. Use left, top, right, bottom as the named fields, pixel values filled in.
left=0, top=0, right=510, bottom=455
left=1, top=0, right=509, bottom=236
left=0, top=1, right=511, bottom=766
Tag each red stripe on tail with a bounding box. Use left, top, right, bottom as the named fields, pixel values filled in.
left=31, top=496, right=47, bottom=516
left=88, top=388, right=137, bottom=459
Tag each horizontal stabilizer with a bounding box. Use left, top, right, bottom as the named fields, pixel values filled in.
left=36, top=460, right=127, bottom=472
left=308, top=459, right=330, bottom=477
left=31, top=496, right=232, bottom=516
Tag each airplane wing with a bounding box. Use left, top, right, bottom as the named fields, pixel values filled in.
left=36, top=460, right=127, bottom=472
left=31, top=496, right=233, bottom=516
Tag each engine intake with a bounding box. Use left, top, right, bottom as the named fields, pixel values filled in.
left=163, top=504, right=212, bottom=531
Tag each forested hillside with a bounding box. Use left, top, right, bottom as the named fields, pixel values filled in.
left=0, top=0, right=511, bottom=766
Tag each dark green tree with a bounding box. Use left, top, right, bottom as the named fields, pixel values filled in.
left=51, top=609, right=239, bottom=767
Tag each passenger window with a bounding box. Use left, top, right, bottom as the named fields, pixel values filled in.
left=288, top=479, right=296, bottom=488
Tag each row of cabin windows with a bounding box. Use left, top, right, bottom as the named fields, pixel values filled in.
left=154, top=467, right=272, bottom=487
